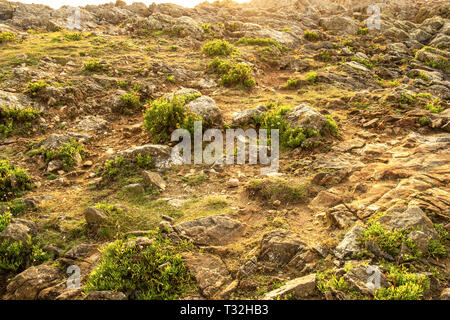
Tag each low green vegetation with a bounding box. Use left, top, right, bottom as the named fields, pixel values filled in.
left=63, top=32, right=83, bottom=41
left=252, top=104, right=338, bottom=149
left=317, top=267, right=361, bottom=299
left=374, top=265, right=430, bottom=300
left=143, top=94, right=201, bottom=143
left=82, top=59, right=108, bottom=72
left=303, top=30, right=319, bottom=41
left=0, top=107, right=40, bottom=138
left=84, top=232, right=196, bottom=300
left=0, top=236, right=51, bottom=273
left=0, top=31, right=16, bottom=44
left=247, top=177, right=310, bottom=203
left=119, top=90, right=141, bottom=114
left=358, top=28, right=369, bottom=35
left=25, top=80, right=50, bottom=96
left=208, top=57, right=256, bottom=88
left=305, top=71, right=318, bottom=84
left=27, top=139, right=85, bottom=171
left=96, top=153, right=154, bottom=186
left=202, top=39, right=235, bottom=56
left=0, top=160, right=32, bottom=201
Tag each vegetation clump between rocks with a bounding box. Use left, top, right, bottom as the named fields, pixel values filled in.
left=0, top=160, right=32, bottom=201
left=84, top=232, right=195, bottom=300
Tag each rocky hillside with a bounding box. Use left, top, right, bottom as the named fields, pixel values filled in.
left=0, top=0, right=449, bottom=300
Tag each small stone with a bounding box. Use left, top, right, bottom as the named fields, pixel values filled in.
left=123, top=183, right=145, bottom=195
left=84, top=207, right=108, bottom=225
left=226, top=178, right=239, bottom=188
left=142, top=171, right=166, bottom=190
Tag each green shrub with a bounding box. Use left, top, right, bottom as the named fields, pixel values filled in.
left=359, top=222, right=410, bottom=257
left=84, top=234, right=195, bottom=300
left=0, top=210, right=12, bottom=232
left=303, top=30, right=319, bottom=41
left=29, top=139, right=85, bottom=171
left=358, top=28, right=369, bottom=35
left=0, top=107, right=40, bottom=138
left=220, top=62, right=256, bottom=88
left=375, top=266, right=429, bottom=300
left=83, top=59, right=107, bottom=72
left=283, top=77, right=299, bottom=89
left=0, top=236, right=51, bottom=273
left=0, top=31, right=16, bottom=43
left=305, top=71, right=318, bottom=84
left=63, top=32, right=83, bottom=41
left=418, top=116, right=431, bottom=127
left=428, top=239, right=447, bottom=258
left=143, top=94, right=201, bottom=143
left=119, top=91, right=141, bottom=113
left=0, top=160, right=32, bottom=201
left=25, top=80, right=50, bottom=96
left=254, top=105, right=326, bottom=148
left=202, top=39, right=235, bottom=56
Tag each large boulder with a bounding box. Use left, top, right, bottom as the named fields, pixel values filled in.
left=258, top=230, right=306, bottom=267
left=4, top=265, right=62, bottom=300
left=174, top=214, right=245, bottom=246
left=185, top=96, right=223, bottom=127
left=232, top=105, right=268, bottom=126
left=284, top=104, right=327, bottom=132
left=378, top=206, right=438, bottom=239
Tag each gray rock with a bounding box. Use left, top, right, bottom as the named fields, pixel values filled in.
left=64, top=243, right=99, bottom=259
left=334, top=223, right=365, bottom=259
left=185, top=95, right=223, bottom=127
left=142, top=170, right=166, bottom=190
left=284, top=104, right=327, bottom=132
left=84, top=291, right=127, bottom=300
left=378, top=206, right=438, bottom=239
left=344, top=265, right=390, bottom=295
left=174, top=214, right=244, bottom=246
left=5, top=265, right=62, bottom=300
left=47, top=159, right=63, bottom=172
left=1, top=222, right=32, bottom=243
left=319, top=15, right=358, bottom=34
left=440, top=288, right=450, bottom=300
left=113, top=144, right=176, bottom=169
left=232, top=105, right=268, bottom=126
left=182, top=253, right=233, bottom=299
left=258, top=230, right=306, bottom=267
left=75, top=115, right=108, bottom=132
left=83, top=207, right=108, bottom=225
left=123, top=183, right=145, bottom=194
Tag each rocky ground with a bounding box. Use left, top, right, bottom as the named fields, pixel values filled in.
left=0, top=0, right=449, bottom=300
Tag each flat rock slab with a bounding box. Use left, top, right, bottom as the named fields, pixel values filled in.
left=263, top=274, right=317, bottom=300
left=174, top=214, right=245, bottom=246
left=182, top=253, right=232, bottom=299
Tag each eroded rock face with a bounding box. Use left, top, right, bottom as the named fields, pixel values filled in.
left=258, top=230, right=306, bottom=268
left=378, top=206, right=438, bottom=239
left=174, top=214, right=245, bottom=246
left=182, top=253, right=232, bottom=299
left=5, top=265, right=62, bottom=300
left=334, top=223, right=365, bottom=259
